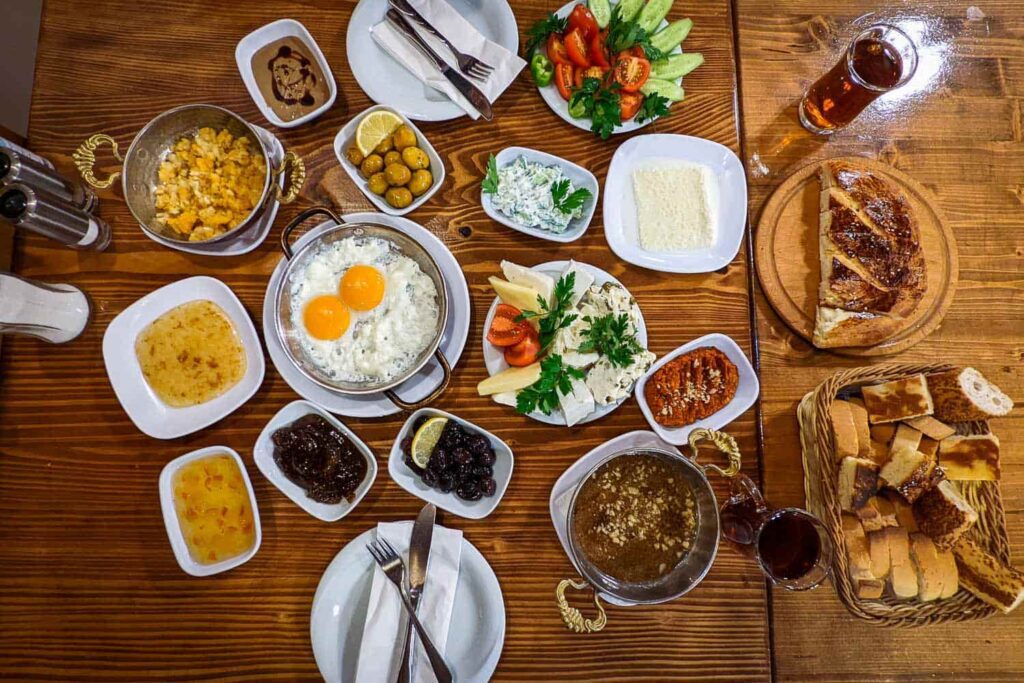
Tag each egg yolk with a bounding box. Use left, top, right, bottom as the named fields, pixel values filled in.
left=340, top=264, right=386, bottom=311
left=303, top=295, right=350, bottom=340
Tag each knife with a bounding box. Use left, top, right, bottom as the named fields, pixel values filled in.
left=384, top=8, right=494, bottom=121
left=397, top=502, right=437, bottom=683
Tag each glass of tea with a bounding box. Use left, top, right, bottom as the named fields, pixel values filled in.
left=720, top=473, right=834, bottom=590
left=798, top=24, right=918, bottom=134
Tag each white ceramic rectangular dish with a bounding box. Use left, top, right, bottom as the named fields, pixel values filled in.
left=235, top=18, right=337, bottom=128
left=253, top=400, right=378, bottom=522
left=481, top=146, right=598, bottom=243
left=102, top=276, right=265, bottom=440
left=634, top=333, right=759, bottom=445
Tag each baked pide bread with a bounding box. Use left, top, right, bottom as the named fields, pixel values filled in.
left=813, top=161, right=927, bottom=348
left=926, top=367, right=1014, bottom=422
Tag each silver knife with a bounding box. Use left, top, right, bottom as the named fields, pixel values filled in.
left=385, top=8, right=494, bottom=121
left=397, top=503, right=437, bottom=683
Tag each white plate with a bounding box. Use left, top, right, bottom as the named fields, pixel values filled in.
left=549, top=430, right=680, bottom=606
left=333, top=105, right=445, bottom=217
left=388, top=408, right=513, bottom=519
left=346, top=0, right=518, bottom=121
left=158, top=446, right=262, bottom=577
left=537, top=1, right=682, bottom=135
left=310, top=522, right=505, bottom=683
left=262, top=212, right=470, bottom=418
left=481, top=146, right=598, bottom=243
left=235, top=19, right=337, bottom=128
left=482, top=260, right=648, bottom=426
left=253, top=400, right=378, bottom=522
left=603, top=134, right=748, bottom=273
left=103, top=276, right=265, bottom=439
left=635, top=333, right=759, bottom=445
left=142, top=125, right=284, bottom=257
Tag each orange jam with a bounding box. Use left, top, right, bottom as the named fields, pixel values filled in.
left=172, top=454, right=256, bottom=565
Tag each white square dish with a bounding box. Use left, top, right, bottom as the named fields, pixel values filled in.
left=102, top=276, right=265, bottom=440
left=481, top=146, right=599, bottom=243
left=603, top=134, right=748, bottom=273
left=635, top=333, right=759, bottom=445
left=253, top=400, right=378, bottom=522
left=388, top=408, right=513, bottom=519
left=235, top=18, right=337, bottom=128
left=158, top=446, right=262, bottom=577
left=333, top=105, right=445, bottom=216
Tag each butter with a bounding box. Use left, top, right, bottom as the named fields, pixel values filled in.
left=632, top=161, right=718, bottom=251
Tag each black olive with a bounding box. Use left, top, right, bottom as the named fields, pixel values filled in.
left=456, top=482, right=483, bottom=501
left=422, top=469, right=439, bottom=488
left=473, top=464, right=493, bottom=479
left=475, top=447, right=496, bottom=466
left=452, top=448, right=473, bottom=466
left=439, top=474, right=455, bottom=493
left=481, top=478, right=497, bottom=497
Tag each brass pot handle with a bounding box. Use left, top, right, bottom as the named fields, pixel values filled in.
left=273, top=151, right=306, bottom=205
left=72, top=134, right=123, bottom=190
left=279, top=205, right=345, bottom=260
left=686, top=428, right=742, bottom=479
left=556, top=578, right=607, bottom=633
left=384, top=349, right=451, bottom=411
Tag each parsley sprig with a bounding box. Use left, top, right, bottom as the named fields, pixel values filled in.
left=604, top=6, right=666, bottom=61
left=515, top=272, right=578, bottom=350
left=550, top=178, right=592, bottom=215
left=516, top=354, right=586, bottom=416
left=481, top=154, right=500, bottom=195
left=579, top=314, right=643, bottom=367
left=569, top=78, right=622, bottom=140
left=635, top=92, right=671, bottom=124
left=524, top=13, right=568, bottom=56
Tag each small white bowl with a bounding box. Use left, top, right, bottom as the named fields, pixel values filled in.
left=253, top=400, right=378, bottom=522
left=102, top=276, right=265, bottom=440
left=235, top=19, right=337, bottom=128
left=481, top=146, right=598, bottom=243
left=603, top=134, right=748, bottom=273
left=158, top=446, right=262, bottom=577
left=333, top=105, right=445, bottom=217
left=388, top=408, right=513, bottom=520
left=635, top=333, right=760, bottom=446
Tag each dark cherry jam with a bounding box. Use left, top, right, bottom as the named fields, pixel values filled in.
left=271, top=414, right=367, bottom=504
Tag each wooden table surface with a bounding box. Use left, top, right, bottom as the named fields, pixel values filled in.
left=0, top=1, right=1020, bottom=682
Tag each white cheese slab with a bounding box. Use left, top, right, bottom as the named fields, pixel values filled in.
left=559, top=260, right=594, bottom=308
left=558, top=375, right=595, bottom=427
left=501, top=261, right=555, bottom=306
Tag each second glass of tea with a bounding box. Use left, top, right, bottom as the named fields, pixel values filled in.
left=799, top=24, right=918, bottom=134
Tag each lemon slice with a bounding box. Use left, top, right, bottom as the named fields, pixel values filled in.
left=355, top=111, right=403, bottom=156
left=410, top=417, right=448, bottom=469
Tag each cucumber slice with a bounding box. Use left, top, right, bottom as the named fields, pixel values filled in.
left=615, top=0, right=645, bottom=22
left=640, top=78, right=685, bottom=102
left=651, top=52, right=704, bottom=80
left=650, top=18, right=693, bottom=54
left=637, top=0, right=673, bottom=33
left=589, top=0, right=612, bottom=28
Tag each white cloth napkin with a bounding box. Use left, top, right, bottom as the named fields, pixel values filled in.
left=355, top=521, right=463, bottom=683
left=370, top=0, right=526, bottom=119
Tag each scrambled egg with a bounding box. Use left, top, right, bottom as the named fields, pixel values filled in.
left=154, top=127, right=267, bottom=242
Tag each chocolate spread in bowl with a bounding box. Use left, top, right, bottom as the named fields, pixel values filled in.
left=251, top=36, right=329, bottom=121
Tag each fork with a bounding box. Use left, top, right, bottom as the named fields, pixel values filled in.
left=367, top=538, right=454, bottom=683
left=388, top=0, right=494, bottom=81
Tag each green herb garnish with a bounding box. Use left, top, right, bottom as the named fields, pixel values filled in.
left=635, top=92, right=671, bottom=124
left=515, top=271, right=578, bottom=350
left=524, top=13, right=568, bottom=57
left=579, top=313, right=643, bottom=368
left=569, top=78, right=623, bottom=140
left=550, top=178, right=592, bottom=215
left=481, top=154, right=499, bottom=195
left=516, top=354, right=586, bottom=415
left=604, top=6, right=666, bottom=61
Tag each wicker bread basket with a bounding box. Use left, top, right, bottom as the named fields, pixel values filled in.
left=799, top=363, right=1012, bottom=627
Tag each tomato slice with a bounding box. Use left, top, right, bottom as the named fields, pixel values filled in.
left=504, top=327, right=541, bottom=367
left=619, top=92, right=644, bottom=121
left=568, top=5, right=599, bottom=41
left=616, top=46, right=646, bottom=62
left=589, top=31, right=610, bottom=69
left=546, top=34, right=571, bottom=65
left=574, top=65, right=608, bottom=88
left=554, top=62, right=574, bottom=100
left=564, top=28, right=590, bottom=68
left=613, top=55, right=651, bottom=92
left=487, top=304, right=527, bottom=347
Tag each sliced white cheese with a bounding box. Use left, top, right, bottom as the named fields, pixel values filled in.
left=559, top=375, right=595, bottom=427
left=585, top=351, right=657, bottom=405
left=561, top=351, right=601, bottom=368
left=501, top=261, right=555, bottom=307
left=559, top=260, right=594, bottom=308
left=492, top=392, right=518, bottom=408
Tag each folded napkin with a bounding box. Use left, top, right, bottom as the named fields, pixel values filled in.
left=370, top=0, right=526, bottom=119
left=355, top=521, right=463, bottom=683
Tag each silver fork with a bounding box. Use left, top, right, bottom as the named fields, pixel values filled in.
left=367, top=538, right=454, bottom=683
left=388, top=0, right=494, bottom=81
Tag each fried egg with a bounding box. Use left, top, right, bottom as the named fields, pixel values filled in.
left=289, top=235, right=439, bottom=383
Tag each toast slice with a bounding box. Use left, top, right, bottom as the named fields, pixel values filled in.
left=909, top=533, right=945, bottom=601
left=861, top=375, right=934, bottom=424
left=830, top=400, right=861, bottom=460
left=885, top=527, right=919, bottom=599
left=913, top=480, right=978, bottom=550
left=927, top=367, right=1013, bottom=422
left=953, top=536, right=1024, bottom=613
left=939, top=434, right=1001, bottom=481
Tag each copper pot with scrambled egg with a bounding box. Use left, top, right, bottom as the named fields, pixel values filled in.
left=72, top=103, right=305, bottom=244
left=273, top=206, right=451, bottom=411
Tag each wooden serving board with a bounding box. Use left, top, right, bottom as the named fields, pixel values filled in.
left=754, top=156, right=958, bottom=357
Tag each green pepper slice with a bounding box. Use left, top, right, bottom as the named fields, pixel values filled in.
left=530, top=54, right=554, bottom=87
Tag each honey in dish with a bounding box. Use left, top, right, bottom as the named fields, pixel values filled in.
left=173, top=454, right=256, bottom=565
left=135, top=300, right=246, bottom=408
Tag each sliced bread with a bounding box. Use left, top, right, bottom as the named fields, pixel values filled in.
left=913, top=480, right=978, bottom=550
left=952, top=536, right=1024, bottom=613
left=927, top=367, right=1013, bottom=422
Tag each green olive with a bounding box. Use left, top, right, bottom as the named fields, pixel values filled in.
left=359, top=154, right=384, bottom=178
left=367, top=172, right=389, bottom=196
left=345, top=145, right=365, bottom=166
left=401, top=147, right=429, bottom=171
left=374, top=136, right=394, bottom=154
left=392, top=125, right=417, bottom=151
left=384, top=163, right=412, bottom=187
left=385, top=187, right=414, bottom=209
left=384, top=150, right=402, bottom=167
left=408, top=169, right=433, bottom=197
